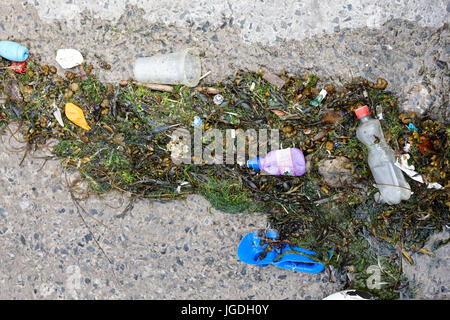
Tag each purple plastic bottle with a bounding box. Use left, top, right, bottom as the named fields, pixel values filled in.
left=247, top=148, right=306, bottom=176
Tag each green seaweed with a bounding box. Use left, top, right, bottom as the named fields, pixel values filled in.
left=0, top=56, right=448, bottom=300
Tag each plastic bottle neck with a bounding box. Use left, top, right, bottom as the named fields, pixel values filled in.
left=359, top=115, right=371, bottom=122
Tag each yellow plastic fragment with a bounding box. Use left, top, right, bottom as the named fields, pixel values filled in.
left=64, top=102, right=91, bottom=130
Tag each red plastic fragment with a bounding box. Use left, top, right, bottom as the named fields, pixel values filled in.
left=9, top=60, right=27, bottom=73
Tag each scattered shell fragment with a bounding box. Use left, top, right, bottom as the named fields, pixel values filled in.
left=318, top=156, right=354, bottom=187
left=55, top=48, right=84, bottom=69
left=271, top=110, right=286, bottom=117
left=52, top=103, right=64, bottom=127
left=262, top=71, right=286, bottom=89
left=5, top=79, right=23, bottom=103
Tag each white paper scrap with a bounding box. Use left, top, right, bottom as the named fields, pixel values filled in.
left=395, top=154, right=444, bottom=189
left=427, top=182, right=444, bottom=190
left=395, top=154, right=424, bottom=183
left=403, top=142, right=412, bottom=153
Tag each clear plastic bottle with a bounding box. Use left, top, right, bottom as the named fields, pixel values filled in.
left=355, top=106, right=411, bottom=204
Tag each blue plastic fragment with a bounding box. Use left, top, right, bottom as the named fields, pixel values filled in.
left=237, top=230, right=331, bottom=273
left=408, top=122, right=419, bottom=131
left=0, top=41, right=29, bottom=62
left=192, top=116, right=202, bottom=127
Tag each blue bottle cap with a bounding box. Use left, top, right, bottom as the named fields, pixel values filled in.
left=247, top=157, right=260, bottom=170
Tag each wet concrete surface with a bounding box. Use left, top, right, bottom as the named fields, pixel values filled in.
left=0, top=125, right=341, bottom=299
left=0, top=1, right=449, bottom=299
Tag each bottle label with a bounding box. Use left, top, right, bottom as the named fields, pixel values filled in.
left=275, top=149, right=294, bottom=176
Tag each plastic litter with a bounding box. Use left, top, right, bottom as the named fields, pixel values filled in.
left=55, top=49, right=84, bottom=69
left=408, top=122, right=419, bottom=131
left=395, top=154, right=444, bottom=189
left=237, top=230, right=328, bottom=273
left=213, top=94, right=224, bottom=105
left=323, top=290, right=373, bottom=300
left=247, top=148, right=306, bottom=176
left=9, top=61, right=27, bottom=73
left=133, top=48, right=201, bottom=87
left=64, top=102, right=91, bottom=130
left=192, top=116, right=202, bottom=127
left=355, top=105, right=411, bottom=204
left=0, top=41, right=29, bottom=62
left=310, top=89, right=327, bottom=106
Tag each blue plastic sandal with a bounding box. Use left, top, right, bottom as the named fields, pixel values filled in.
left=237, top=230, right=278, bottom=267
left=237, top=230, right=330, bottom=274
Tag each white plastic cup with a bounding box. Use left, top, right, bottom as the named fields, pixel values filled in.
left=133, top=48, right=201, bottom=87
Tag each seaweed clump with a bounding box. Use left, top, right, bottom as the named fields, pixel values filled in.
left=0, top=55, right=448, bottom=299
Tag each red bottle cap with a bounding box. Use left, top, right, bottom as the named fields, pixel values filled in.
left=354, top=105, right=370, bottom=119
